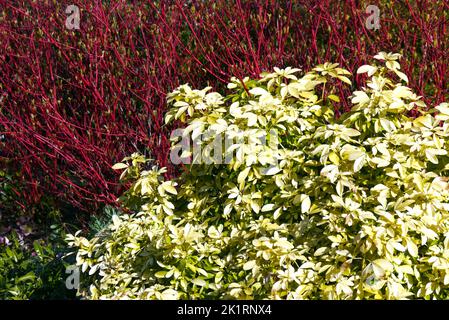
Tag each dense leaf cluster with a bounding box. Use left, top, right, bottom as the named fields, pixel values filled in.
left=69, top=53, right=449, bottom=299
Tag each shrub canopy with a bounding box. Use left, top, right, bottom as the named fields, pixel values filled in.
left=69, top=53, right=449, bottom=299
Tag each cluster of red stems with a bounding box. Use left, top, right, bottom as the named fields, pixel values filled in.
left=0, top=0, right=448, bottom=213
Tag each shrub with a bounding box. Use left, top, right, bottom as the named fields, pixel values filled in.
left=0, top=231, right=76, bottom=300
left=68, top=53, right=449, bottom=299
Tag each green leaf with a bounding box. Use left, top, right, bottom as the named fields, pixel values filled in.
left=155, top=271, right=167, bottom=278
left=16, top=272, right=36, bottom=283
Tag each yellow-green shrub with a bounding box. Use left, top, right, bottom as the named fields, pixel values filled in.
left=68, top=53, right=449, bottom=299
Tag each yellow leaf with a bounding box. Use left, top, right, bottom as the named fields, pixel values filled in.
left=112, top=163, right=128, bottom=170
left=406, top=239, right=418, bottom=257
left=261, top=204, right=275, bottom=212
left=337, top=75, right=352, bottom=85
left=301, top=195, right=311, bottom=213
left=238, top=167, right=251, bottom=185
left=163, top=182, right=178, bottom=195
left=192, top=278, right=206, bottom=287
left=243, top=260, right=256, bottom=271
left=328, top=94, right=340, bottom=102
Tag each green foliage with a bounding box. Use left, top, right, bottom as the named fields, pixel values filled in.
left=0, top=167, right=68, bottom=236
left=0, top=169, right=21, bottom=215
left=0, top=232, right=76, bottom=300
left=69, top=53, right=449, bottom=299
left=88, top=205, right=122, bottom=238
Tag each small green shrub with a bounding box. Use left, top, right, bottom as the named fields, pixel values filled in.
left=69, top=53, right=449, bottom=299
left=0, top=232, right=76, bottom=300
left=0, top=169, right=27, bottom=224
